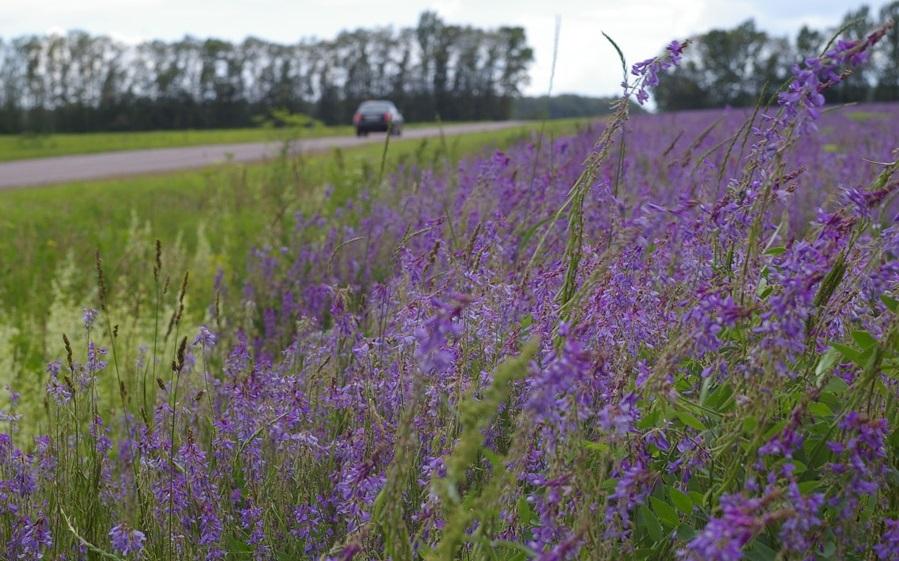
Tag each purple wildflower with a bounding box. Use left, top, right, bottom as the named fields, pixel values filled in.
left=82, top=307, right=98, bottom=330
left=194, top=325, right=217, bottom=347
left=631, top=40, right=688, bottom=105
left=109, top=524, right=146, bottom=556
left=680, top=493, right=767, bottom=561
left=876, top=519, right=899, bottom=561
left=826, top=411, right=889, bottom=516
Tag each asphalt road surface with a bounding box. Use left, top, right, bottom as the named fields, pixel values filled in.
left=0, top=121, right=525, bottom=190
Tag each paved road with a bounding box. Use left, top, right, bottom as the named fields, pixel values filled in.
left=0, top=121, right=525, bottom=190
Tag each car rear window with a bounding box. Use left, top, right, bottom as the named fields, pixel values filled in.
left=359, top=101, right=393, bottom=112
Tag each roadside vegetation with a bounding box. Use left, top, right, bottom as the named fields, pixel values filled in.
left=0, top=118, right=584, bottom=377
left=1, top=20, right=899, bottom=561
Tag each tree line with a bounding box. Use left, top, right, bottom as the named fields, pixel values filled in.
left=653, top=2, right=899, bottom=111
left=0, top=12, right=533, bottom=133
left=511, top=94, right=644, bottom=120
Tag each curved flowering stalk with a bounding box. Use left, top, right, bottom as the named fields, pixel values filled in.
left=740, top=19, right=896, bottom=188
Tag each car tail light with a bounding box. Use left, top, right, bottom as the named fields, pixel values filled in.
left=353, top=112, right=361, bottom=125
left=383, top=112, right=392, bottom=122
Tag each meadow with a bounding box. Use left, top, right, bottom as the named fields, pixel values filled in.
left=0, top=121, right=477, bottom=162
left=0, top=120, right=584, bottom=392
left=2, top=26, right=899, bottom=561
left=0, top=125, right=335, bottom=162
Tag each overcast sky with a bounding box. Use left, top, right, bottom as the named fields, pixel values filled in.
left=0, top=0, right=891, bottom=96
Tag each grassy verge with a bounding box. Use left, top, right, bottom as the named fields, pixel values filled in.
left=0, top=120, right=493, bottom=162
left=0, top=118, right=588, bottom=374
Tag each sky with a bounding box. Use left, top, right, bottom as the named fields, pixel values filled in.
left=0, top=0, right=892, bottom=96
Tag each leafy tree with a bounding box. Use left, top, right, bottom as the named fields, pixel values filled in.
left=0, top=12, right=534, bottom=132
left=511, top=94, right=633, bottom=119
left=654, top=5, right=897, bottom=112
left=874, top=1, right=899, bottom=101
left=655, top=20, right=788, bottom=110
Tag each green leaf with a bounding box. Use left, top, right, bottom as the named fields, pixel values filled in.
left=815, top=347, right=841, bottom=380
left=484, top=541, right=532, bottom=561
left=519, top=314, right=534, bottom=330
left=814, top=254, right=846, bottom=309
left=676, top=411, right=707, bottom=431
left=481, top=448, right=506, bottom=477
left=742, top=416, right=758, bottom=433
left=668, top=487, right=693, bottom=514
left=889, top=427, right=899, bottom=454
left=704, top=383, right=733, bottom=412
left=850, top=329, right=877, bottom=349
left=636, top=408, right=660, bottom=431
left=650, top=496, right=679, bottom=528
left=582, top=440, right=610, bottom=455
left=517, top=496, right=537, bottom=527
left=676, top=524, right=697, bottom=541
left=637, top=504, right=664, bottom=542
left=881, top=293, right=898, bottom=312
left=699, top=375, right=714, bottom=406
left=864, top=346, right=882, bottom=372
left=762, top=420, right=788, bottom=442
left=831, top=342, right=862, bottom=362
left=808, top=402, right=833, bottom=418
left=745, top=539, right=778, bottom=561
left=831, top=342, right=874, bottom=369
left=798, top=480, right=822, bottom=494
left=764, top=246, right=786, bottom=256
left=688, top=491, right=705, bottom=506
left=823, top=376, right=849, bottom=395
left=756, top=277, right=769, bottom=298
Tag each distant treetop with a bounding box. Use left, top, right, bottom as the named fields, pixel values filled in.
left=652, top=2, right=899, bottom=111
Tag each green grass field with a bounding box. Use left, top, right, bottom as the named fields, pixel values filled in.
left=0, top=121, right=490, bottom=162
left=0, top=127, right=308, bottom=161
left=0, top=118, right=588, bottom=375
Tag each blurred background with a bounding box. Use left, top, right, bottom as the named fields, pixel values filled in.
left=0, top=0, right=897, bottom=132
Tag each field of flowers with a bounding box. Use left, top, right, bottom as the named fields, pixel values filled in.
left=2, top=23, right=899, bottom=561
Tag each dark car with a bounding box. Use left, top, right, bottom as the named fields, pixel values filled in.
left=353, top=100, right=404, bottom=136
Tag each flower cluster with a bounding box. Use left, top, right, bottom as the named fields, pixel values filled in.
left=681, top=493, right=767, bottom=561
left=631, top=40, right=687, bottom=104
left=109, top=524, right=147, bottom=556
